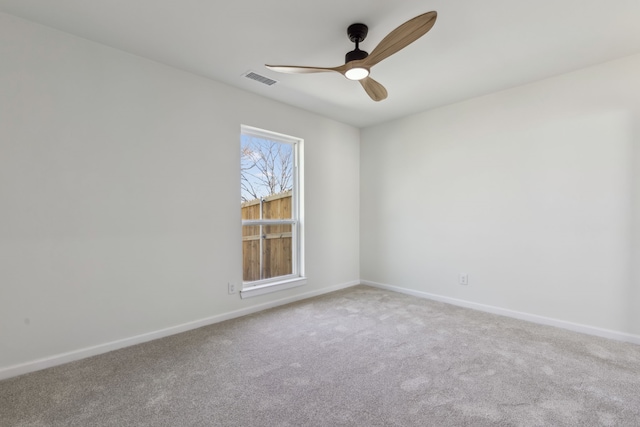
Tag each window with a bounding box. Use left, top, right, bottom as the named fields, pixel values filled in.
left=240, top=125, right=305, bottom=298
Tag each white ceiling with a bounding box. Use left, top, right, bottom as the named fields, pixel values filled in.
left=2, top=0, right=640, bottom=128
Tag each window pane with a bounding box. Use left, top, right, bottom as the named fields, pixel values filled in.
left=241, top=224, right=292, bottom=282
left=241, top=135, right=293, bottom=209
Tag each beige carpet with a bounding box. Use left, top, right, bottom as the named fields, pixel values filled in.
left=1, top=285, right=639, bottom=426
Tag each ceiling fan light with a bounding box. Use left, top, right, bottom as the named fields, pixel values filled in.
left=345, top=67, right=369, bottom=81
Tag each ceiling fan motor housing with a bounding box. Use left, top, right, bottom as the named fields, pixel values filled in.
left=345, top=48, right=368, bottom=63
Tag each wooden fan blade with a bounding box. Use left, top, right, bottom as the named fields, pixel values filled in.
left=364, top=11, right=437, bottom=67
left=360, top=76, right=388, bottom=102
left=265, top=64, right=346, bottom=74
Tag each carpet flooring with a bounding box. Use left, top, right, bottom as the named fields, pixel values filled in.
left=1, top=285, right=639, bottom=426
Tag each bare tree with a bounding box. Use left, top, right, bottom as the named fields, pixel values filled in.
left=241, top=137, right=293, bottom=202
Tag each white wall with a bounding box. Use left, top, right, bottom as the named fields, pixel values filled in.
left=361, top=54, right=640, bottom=339
left=0, top=12, right=360, bottom=377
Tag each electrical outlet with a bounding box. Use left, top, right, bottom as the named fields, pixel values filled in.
left=459, top=273, right=469, bottom=285
left=228, top=282, right=236, bottom=294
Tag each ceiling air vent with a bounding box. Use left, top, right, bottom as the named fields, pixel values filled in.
left=243, top=71, right=278, bottom=86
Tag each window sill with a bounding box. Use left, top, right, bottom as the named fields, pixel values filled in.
left=240, top=277, right=308, bottom=299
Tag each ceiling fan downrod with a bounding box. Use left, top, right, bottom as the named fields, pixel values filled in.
left=345, top=23, right=369, bottom=63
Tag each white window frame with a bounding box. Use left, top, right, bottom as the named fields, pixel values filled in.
left=240, top=125, right=305, bottom=298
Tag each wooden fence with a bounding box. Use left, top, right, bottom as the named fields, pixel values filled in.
left=241, top=191, right=292, bottom=282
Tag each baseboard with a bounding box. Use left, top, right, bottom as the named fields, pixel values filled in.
left=361, top=280, right=640, bottom=346
left=0, top=280, right=359, bottom=381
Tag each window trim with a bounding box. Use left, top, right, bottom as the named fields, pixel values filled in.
left=240, top=277, right=308, bottom=299
left=239, top=125, right=305, bottom=298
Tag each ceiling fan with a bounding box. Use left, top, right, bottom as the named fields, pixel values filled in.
left=265, top=11, right=437, bottom=102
